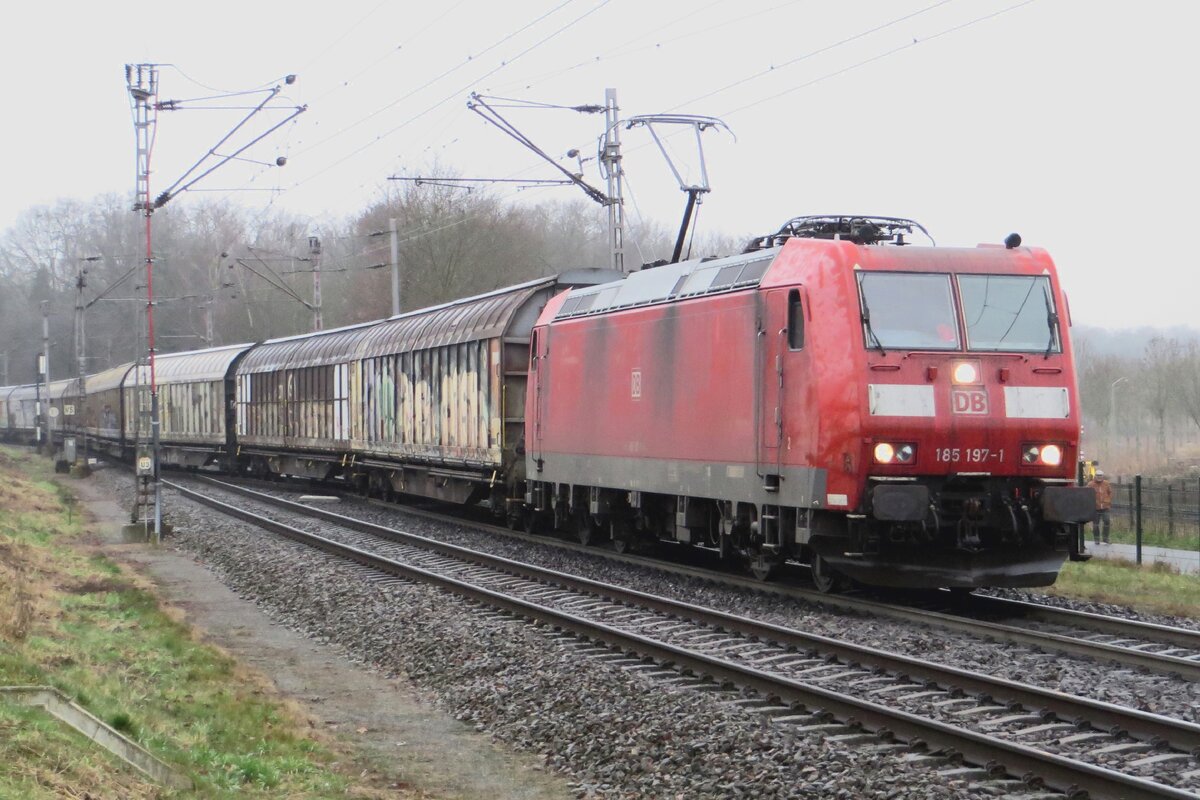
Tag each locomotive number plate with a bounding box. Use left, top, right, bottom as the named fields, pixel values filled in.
left=935, top=448, right=1004, bottom=464
left=950, top=388, right=989, bottom=415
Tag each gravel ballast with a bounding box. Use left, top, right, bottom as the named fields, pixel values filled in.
left=204, top=478, right=1200, bottom=726
left=93, top=469, right=1030, bottom=799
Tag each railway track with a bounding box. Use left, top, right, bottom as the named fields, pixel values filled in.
left=930, top=593, right=1200, bottom=671
left=168, top=475, right=1200, bottom=800
left=237, top=473, right=1200, bottom=682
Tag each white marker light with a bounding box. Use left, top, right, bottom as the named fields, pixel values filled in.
left=952, top=362, right=979, bottom=384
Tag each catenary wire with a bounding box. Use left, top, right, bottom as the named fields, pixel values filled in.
left=309, top=0, right=472, bottom=104
left=491, top=0, right=800, bottom=94
left=283, top=0, right=613, bottom=197
left=354, top=0, right=1043, bottom=259
left=293, top=0, right=582, bottom=158
left=205, top=0, right=1030, bottom=265
left=211, top=0, right=595, bottom=208
left=298, top=0, right=391, bottom=73
left=672, top=0, right=958, bottom=111
left=719, top=0, right=1038, bottom=118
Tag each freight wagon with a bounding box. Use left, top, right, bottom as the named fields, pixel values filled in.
left=235, top=270, right=619, bottom=507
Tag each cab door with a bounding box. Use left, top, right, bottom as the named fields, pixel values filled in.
left=759, top=288, right=806, bottom=481
left=528, top=327, right=547, bottom=471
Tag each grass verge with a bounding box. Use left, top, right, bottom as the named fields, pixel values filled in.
left=0, top=446, right=401, bottom=799
left=1048, top=557, right=1200, bottom=619
left=1099, top=518, right=1200, bottom=549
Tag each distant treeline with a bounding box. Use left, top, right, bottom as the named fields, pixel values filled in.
left=0, top=172, right=739, bottom=385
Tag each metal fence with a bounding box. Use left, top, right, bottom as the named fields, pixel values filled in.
left=1105, top=475, right=1200, bottom=569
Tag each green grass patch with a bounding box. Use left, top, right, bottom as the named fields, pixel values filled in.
left=1104, top=523, right=1200, bottom=550
left=1049, top=557, right=1200, bottom=619
left=0, top=447, right=397, bottom=798
left=0, top=698, right=167, bottom=800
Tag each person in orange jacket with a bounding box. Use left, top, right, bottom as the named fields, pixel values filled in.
left=1087, top=470, right=1113, bottom=544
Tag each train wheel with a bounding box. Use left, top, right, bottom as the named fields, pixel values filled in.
left=810, top=552, right=844, bottom=593
left=524, top=510, right=542, bottom=535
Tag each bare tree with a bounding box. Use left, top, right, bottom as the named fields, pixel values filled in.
left=1141, top=336, right=1181, bottom=453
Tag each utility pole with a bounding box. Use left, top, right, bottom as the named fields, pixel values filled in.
left=389, top=218, right=401, bottom=316
left=203, top=297, right=214, bottom=348
left=601, top=88, right=625, bottom=274
left=1110, top=376, right=1128, bottom=442
left=127, top=63, right=162, bottom=544
left=75, top=264, right=88, bottom=387
left=309, top=235, right=323, bottom=331
left=124, top=61, right=304, bottom=541
left=75, top=260, right=95, bottom=467
left=467, top=90, right=627, bottom=273
left=41, top=302, right=51, bottom=453
left=0, top=353, right=7, bottom=386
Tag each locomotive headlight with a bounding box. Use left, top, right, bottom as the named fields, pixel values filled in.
left=1022, top=443, right=1064, bottom=466
left=874, top=442, right=915, bottom=464
left=952, top=361, right=980, bottom=385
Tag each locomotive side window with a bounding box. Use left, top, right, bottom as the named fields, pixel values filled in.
left=856, top=272, right=959, bottom=351
left=958, top=275, right=1061, bottom=353
left=787, top=289, right=804, bottom=350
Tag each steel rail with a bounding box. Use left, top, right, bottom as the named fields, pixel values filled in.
left=224, top=474, right=1200, bottom=682
left=964, top=594, right=1200, bottom=652
left=171, top=478, right=1200, bottom=793
left=180, top=476, right=1200, bottom=752
left=435, top=496, right=1200, bottom=678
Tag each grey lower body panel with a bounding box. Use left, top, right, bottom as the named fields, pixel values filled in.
left=818, top=545, right=1067, bottom=589
left=529, top=451, right=827, bottom=509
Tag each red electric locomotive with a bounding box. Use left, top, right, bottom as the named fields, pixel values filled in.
left=522, top=216, right=1093, bottom=590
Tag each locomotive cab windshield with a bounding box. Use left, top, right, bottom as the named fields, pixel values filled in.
left=857, top=271, right=1061, bottom=354
left=857, top=272, right=960, bottom=350
left=959, top=274, right=1060, bottom=353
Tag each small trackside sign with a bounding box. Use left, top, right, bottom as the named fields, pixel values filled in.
left=951, top=388, right=989, bottom=415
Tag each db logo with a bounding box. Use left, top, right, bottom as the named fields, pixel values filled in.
left=951, top=389, right=989, bottom=415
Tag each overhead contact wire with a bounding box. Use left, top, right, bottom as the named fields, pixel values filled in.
left=293, top=0, right=582, bottom=158
left=286, top=0, right=613, bottom=195
left=720, top=0, right=1039, bottom=117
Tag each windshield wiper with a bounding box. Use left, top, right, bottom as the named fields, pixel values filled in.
left=1043, top=286, right=1059, bottom=358
left=861, top=305, right=887, bottom=355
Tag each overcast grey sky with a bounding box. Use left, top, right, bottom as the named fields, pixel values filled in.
left=3, top=1, right=1195, bottom=328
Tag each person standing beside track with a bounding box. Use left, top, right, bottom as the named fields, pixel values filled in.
left=1087, top=470, right=1113, bottom=544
